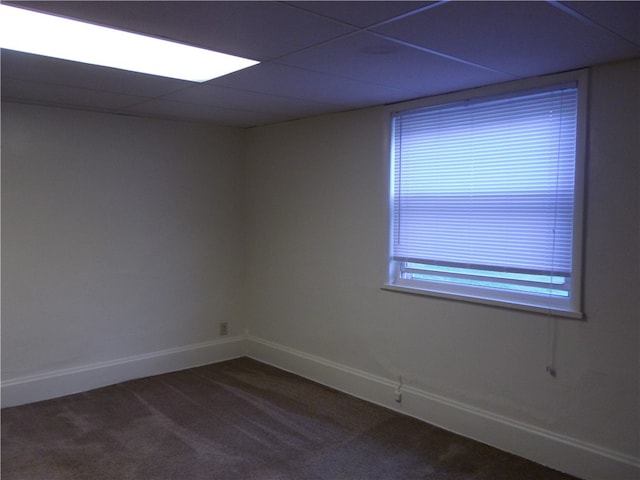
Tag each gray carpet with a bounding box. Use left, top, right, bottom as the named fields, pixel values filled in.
left=1, top=357, right=579, bottom=479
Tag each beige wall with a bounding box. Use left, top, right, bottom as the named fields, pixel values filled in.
left=2, top=104, right=245, bottom=378
left=244, top=60, right=639, bottom=458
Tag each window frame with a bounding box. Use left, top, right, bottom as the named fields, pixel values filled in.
left=383, top=70, right=588, bottom=319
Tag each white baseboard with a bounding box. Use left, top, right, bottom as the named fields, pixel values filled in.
left=247, top=335, right=640, bottom=480
left=1, top=336, right=246, bottom=408
left=3, top=334, right=637, bottom=480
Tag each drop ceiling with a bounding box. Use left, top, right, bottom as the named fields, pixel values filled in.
left=1, top=1, right=639, bottom=128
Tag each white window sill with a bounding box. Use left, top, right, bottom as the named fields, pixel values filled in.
left=381, top=284, right=584, bottom=320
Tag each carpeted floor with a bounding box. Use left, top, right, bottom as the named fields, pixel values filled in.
left=2, top=357, right=579, bottom=479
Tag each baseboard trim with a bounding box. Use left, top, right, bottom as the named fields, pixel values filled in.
left=1, top=336, right=246, bottom=408
left=247, top=335, right=639, bottom=480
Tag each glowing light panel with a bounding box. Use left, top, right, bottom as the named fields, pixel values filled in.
left=0, top=5, right=259, bottom=82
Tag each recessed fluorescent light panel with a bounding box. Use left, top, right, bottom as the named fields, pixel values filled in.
left=0, top=5, right=259, bottom=82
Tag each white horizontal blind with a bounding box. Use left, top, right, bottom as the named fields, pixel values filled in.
left=391, top=86, right=578, bottom=304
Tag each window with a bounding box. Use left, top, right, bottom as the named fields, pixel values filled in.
left=386, top=79, right=585, bottom=317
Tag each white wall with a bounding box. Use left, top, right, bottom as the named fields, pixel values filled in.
left=243, top=60, right=639, bottom=477
left=2, top=104, right=246, bottom=391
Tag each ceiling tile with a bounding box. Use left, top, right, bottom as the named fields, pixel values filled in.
left=1, top=50, right=190, bottom=98
left=212, top=62, right=415, bottom=108
left=1, top=77, right=147, bottom=111
left=276, top=32, right=515, bottom=96
left=121, top=98, right=292, bottom=128
left=560, top=1, right=640, bottom=46
left=373, top=1, right=640, bottom=77
left=6, top=1, right=355, bottom=61
left=284, top=1, right=434, bottom=28
left=164, top=84, right=342, bottom=118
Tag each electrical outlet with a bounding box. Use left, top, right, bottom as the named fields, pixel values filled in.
left=220, top=322, right=228, bottom=336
